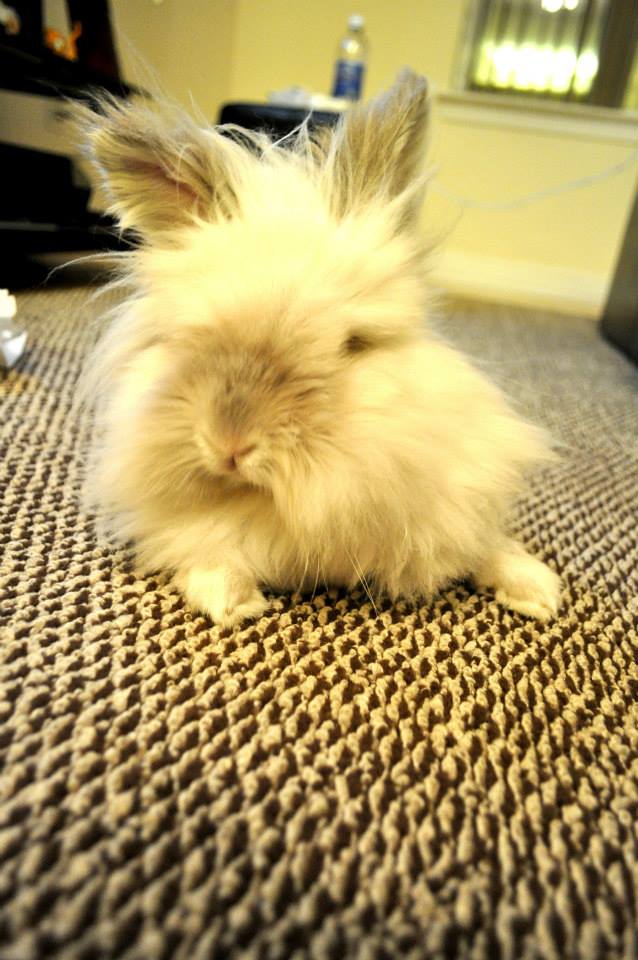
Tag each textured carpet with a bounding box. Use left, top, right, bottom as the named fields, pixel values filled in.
left=1, top=284, right=637, bottom=960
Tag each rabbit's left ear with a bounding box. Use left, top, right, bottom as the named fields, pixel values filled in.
left=318, top=69, right=430, bottom=227
left=78, top=96, right=245, bottom=242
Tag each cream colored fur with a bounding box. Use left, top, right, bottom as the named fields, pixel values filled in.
left=79, top=71, right=561, bottom=626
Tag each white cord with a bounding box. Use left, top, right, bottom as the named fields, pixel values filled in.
left=430, top=143, right=638, bottom=211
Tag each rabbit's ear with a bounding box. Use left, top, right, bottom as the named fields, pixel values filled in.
left=78, top=96, right=245, bottom=242
left=319, top=69, right=430, bottom=226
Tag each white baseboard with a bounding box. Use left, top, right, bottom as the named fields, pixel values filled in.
left=428, top=250, right=609, bottom=318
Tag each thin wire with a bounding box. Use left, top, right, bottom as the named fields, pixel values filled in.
left=430, top=142, right=638, bottom=211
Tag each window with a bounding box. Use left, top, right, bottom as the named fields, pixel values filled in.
left=461, top=0, right=638, bottom=109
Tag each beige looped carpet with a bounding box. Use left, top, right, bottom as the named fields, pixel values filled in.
left=1, top=284, right=637, bottom=960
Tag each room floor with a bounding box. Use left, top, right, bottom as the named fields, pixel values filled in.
left=1, top=284, right=637, bottom=959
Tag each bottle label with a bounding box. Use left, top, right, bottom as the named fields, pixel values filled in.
left=332, top=60, right=365, bottom=99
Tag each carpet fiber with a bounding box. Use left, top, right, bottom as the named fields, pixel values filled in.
left=1, top=285, right=637, bottom=960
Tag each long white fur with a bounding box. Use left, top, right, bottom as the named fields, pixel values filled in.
left=79, top=72, right=561, bottom=626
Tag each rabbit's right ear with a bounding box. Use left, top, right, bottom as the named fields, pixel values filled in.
left=318, top=69, right=430, bottom=227
left=77, top=96, right=245, bottom=242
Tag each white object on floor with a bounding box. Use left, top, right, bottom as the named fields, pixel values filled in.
left=0, top=289, right=27, bottom=370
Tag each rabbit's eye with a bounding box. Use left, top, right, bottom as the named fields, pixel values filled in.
left=343, top=333, right=370, bottom=354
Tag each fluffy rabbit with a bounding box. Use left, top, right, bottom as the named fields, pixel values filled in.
left=80, top=70, right=561, bottom=627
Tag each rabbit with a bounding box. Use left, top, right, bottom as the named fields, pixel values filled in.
left=78, top=70, right=561, bottom=628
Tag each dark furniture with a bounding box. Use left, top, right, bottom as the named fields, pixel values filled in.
left=218, top=102, right=341, bottom=140
left=601, top=187, right=638, bottom=364
left=0, top=3, right=140, bottom=284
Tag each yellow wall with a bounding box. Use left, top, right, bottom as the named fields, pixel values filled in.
left=226, top=0, right=459, bottom=102
left=112, top=0, right=638, bottom=316
left=111, top=0, right=236, bottom=121
left=424, top=109, right=638, bottom=313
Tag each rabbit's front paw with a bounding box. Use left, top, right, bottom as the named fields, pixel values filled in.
left=177, top=565, right=268, bottom=627
left=476, top=546, right=561, bottom=622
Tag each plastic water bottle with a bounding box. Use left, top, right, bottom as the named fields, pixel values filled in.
left=331, top=14, right=368, bottom=101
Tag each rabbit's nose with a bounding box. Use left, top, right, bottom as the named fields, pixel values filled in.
left=224, top=443, right=256, bottom=472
